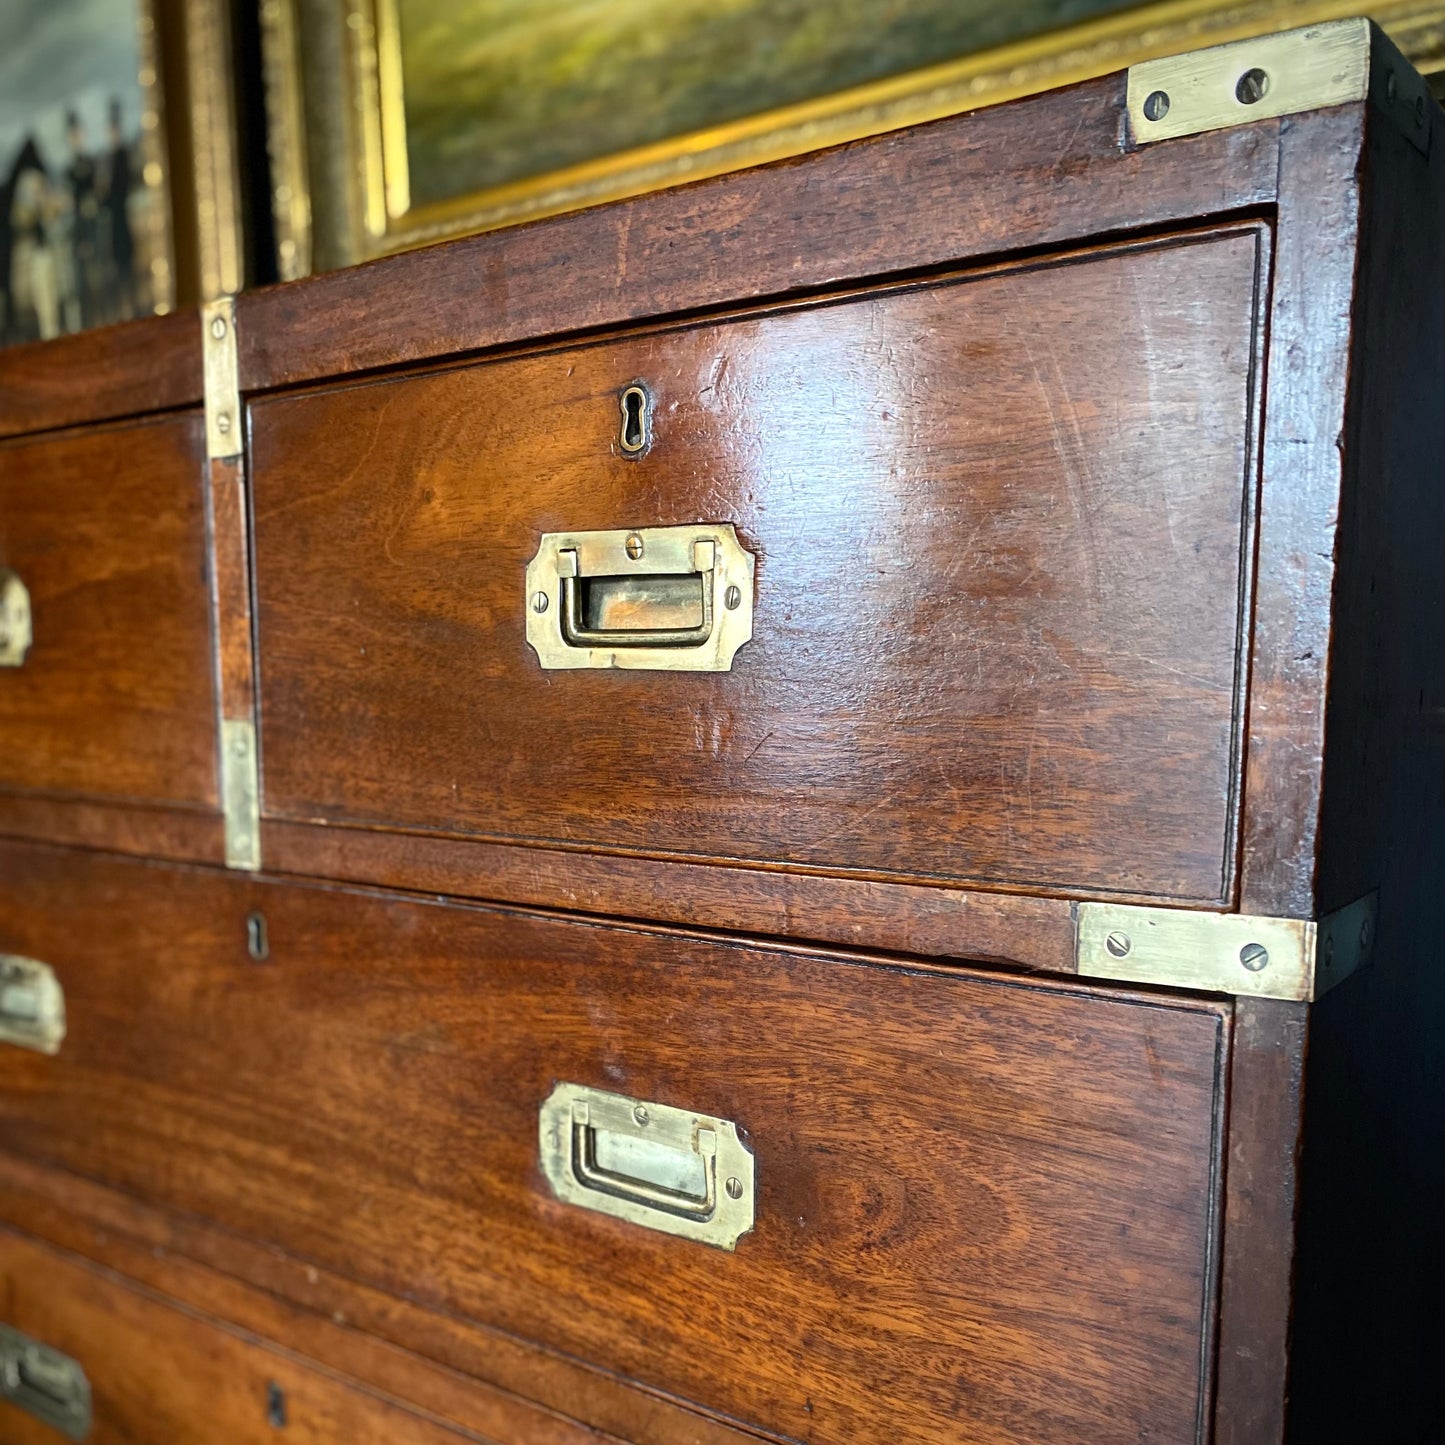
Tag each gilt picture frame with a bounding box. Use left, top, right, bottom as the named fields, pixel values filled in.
left=261, top=0, right=1445, bottom=279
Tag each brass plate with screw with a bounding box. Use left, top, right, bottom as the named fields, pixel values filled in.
left=220, top=718, right=261, bottom=871
left=0, top=956, right=66, bottom=1055
left=0, top=569, right=31, bottom=667
left=538, top=1083, right=755, bottom=1250
left=202, top=296, right=243, bottom=461
left=0, top=1324, right=91, bottom=1441
left=1076, top=892, right=1377, bottom=1001
left=524, top=524, right=755, bottom=672
left=1126, top=20, right=1430, bottom=155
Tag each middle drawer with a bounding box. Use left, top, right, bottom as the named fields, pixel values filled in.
left=0, top=839, right=1227, bottom=1445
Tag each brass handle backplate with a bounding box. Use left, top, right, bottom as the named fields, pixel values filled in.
left=0, top=1324, right=91, bottom=1441
left=539, top=1083, right=755, bottom=1250
left=525, top=524, right=754, bottom=671
left=0, top=956, right=66, bottom=1055
left=0, top=570, right=31, bottom=667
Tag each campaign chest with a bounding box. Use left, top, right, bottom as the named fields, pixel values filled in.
left=1, top=20, right=1442, bottom=1445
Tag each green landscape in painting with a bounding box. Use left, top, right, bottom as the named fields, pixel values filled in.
left=396, top=0, right=1138, bottom=210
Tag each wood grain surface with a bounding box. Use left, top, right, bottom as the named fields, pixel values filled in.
left=0, top=1228, right=543, bottom=1445
left=252, top=227, right=1264, bottom=905
left=0, top=311, right=201, bottom=442
left=0, top=412, right=218, bottom=812
left=0, top=841, right=1229, bottom=1445
left=0, top=1152, right=772, bottom=1445
left=1237, top=105, right=1367, bottom=920
left=259, top=817, right=1082, bottom=972
left=235, top=72, right=1280, bottom=393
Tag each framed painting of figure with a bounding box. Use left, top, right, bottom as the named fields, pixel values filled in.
left=0, top=0, right=175, bottom=348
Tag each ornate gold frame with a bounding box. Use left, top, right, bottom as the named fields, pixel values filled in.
left=261, top=0, right=1445, bottom=277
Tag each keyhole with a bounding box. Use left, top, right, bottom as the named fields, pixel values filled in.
left=246, top=912, right=270, bottom=961
left=619, top=384, right=649, bottom=455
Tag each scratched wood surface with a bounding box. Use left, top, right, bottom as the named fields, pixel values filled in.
left=0, top=1228, right=546, bottom=1445
left=0, top=1153, right=765, bottom=1445
left=0, top=412, right=218, bottom=813
left=0, top=841, right=1229, bottom=1445
left=252, top=226, right=1263, bottom=905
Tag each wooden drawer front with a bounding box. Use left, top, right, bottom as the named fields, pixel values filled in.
left=0, top=415, right=216, bottom=810
left=0, top=842, right=1228, bottom=1445
left=0, top=1229, right=483, bottom=1445
left=252, top=226, right=1264, bottom=905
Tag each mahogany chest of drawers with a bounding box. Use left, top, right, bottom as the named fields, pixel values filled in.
left=1, top=20, right=1441, bottom=1445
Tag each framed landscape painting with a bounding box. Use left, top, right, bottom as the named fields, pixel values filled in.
left=0, top=0, right=174, bottom=348
left=263, top=0, right=1445, bottom=276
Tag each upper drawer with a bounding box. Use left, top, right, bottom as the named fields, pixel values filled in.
left=0, top=840, right=1227, bottom=1445
left=0, top=414, right=216, bottom=813
left=252, top=226, right=1265, bottom=904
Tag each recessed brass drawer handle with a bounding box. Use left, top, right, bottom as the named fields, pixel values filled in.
left=0, top=956, right=66, bottom=1054
left=0, top=569, right=31, bottom=667
left=0, top=1324, right=92, bottom=1441
left=524, top=524, right=754, bottom=671
left=539, top=1083, right=755, bottom=1250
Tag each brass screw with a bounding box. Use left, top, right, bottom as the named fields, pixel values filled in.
left=632, top=1104, right=649, bottom=1127
left=625, top=533, right=644, bottom=561
left=216, top=412, right=232, bottom=434
left=1142, top=89, right=1170, bottom=122
left=725, top=1176, right=744, bottom=1200
left=724, top=584, right=742, bottom=610
left=210, top=314, right=227, bottom=340
left=1105, top=931, right=1132, bottom=959
left=1240, top=942, right=1270, bottom=973
left=531, top=590, right=549, bottom=614
left=1236, top=68, right=1270, bottom=105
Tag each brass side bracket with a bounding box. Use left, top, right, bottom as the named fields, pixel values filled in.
left=1076, top=892, right=1376, bottom=1002
left=1127, top=19, right=1430, bottom=155
left=202, top=296, right=243, bottom=460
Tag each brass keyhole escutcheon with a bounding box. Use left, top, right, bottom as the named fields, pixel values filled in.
left=619, top=384, right=649, bottom=455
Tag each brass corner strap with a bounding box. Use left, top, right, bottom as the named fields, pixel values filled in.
left=202, top=300, right=261, bottom=872
left=1076, top=893, right=1377, bottom=1002
left=202, top=295, right=242, bottom=461
left=220, top=718, right=261, bottom=871
left=1126, top=19, right=1431, bottom=154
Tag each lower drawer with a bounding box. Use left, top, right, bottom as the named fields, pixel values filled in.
left=0, top=840, right=1228, bottom=1445
left=0, top=1228, right=479, bottom=1445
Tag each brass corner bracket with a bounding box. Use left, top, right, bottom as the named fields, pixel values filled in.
left=202, top=296, right=243, bottom=461
left=1076, top=893, right=1377, bottom=1002
left=1126, top=19, right=1431, bottom=154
